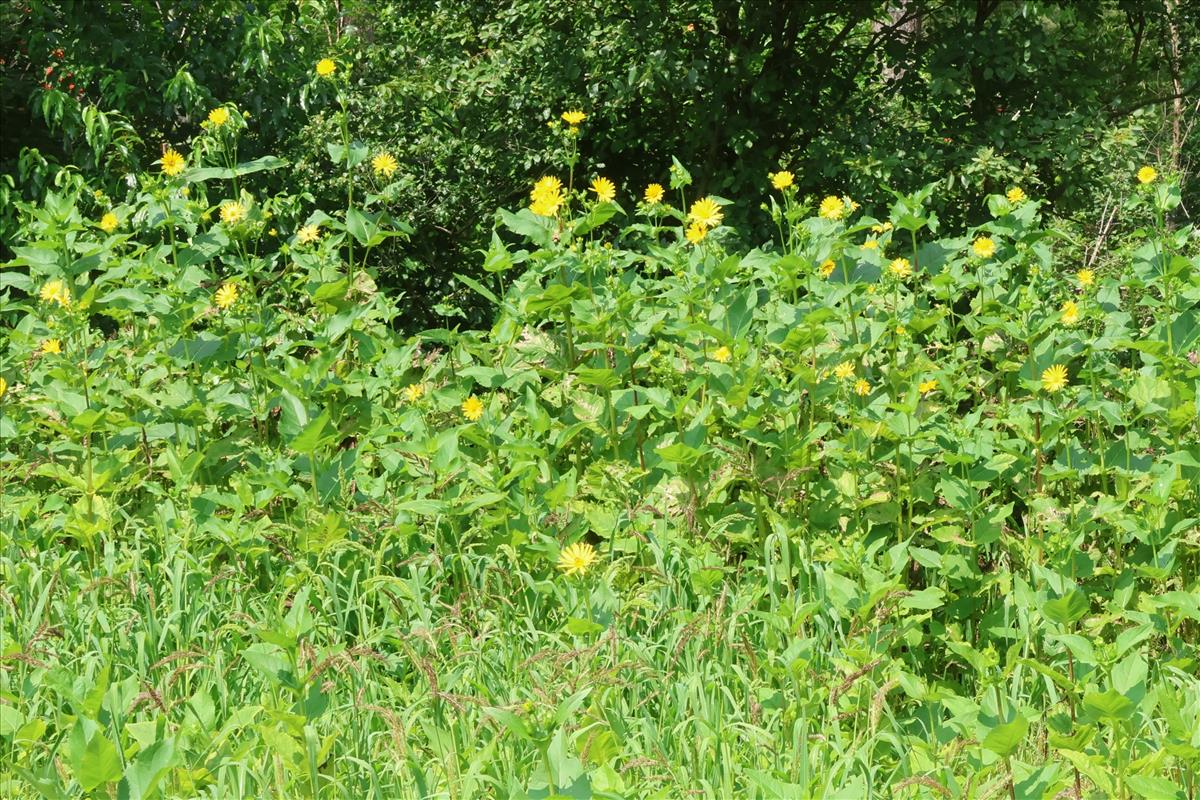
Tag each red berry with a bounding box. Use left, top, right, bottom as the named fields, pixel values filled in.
left=67, top=83, right=74, bottom=90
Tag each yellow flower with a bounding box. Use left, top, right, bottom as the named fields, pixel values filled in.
left=530, top=176, right=564, bottom=217
left=1060, top=300, right=1079, bottom=325
left=895, top=325, right=906, bottom=336
left=462, top=395, right=484, bottom=421
left=1076, top=268, right=1095, bottom=287
left=862, top=239, right=878, bottom=250
left=207, top=107, right=230, bottom=127
left=688, top=196, right=723, bottom=229
left=220, top=201, right=246, bottom=225
left=770, top=170, right=794, bottom=190
left=644, top=183, right=665, bottom=204
left=557, top=541, right=597, bottom=577
left=0, top=376, right=7, bottom=398
left=1136, top=165, right=1157, bottom=184
left=972, top=237, right=996, bottom=258
left=1041, top=364, right=1069, bottom=393
left=919, top=379, right=937, bottom=395
left=404, top=384, right=424, bottom=402
left=591, top=176, right=616, bottom=203
left=372, top=152, right=398, bottom=178
left=713, top=346, right=731, bottom=363
left=1006, top=187, right=1026, bottom=204
left=268, top=228, right=276, bottom=236
left=685, top=221, right=708, bottom=244
left=834, top=361, right=855, bottom=380
left=889, top=257, right=912, bottom=278
left=99, top=212, right=118, bottom=233
left=214, top=282, right=239, bottom=310
left=316, top=58, right=336, bottom=77
left=39, top=279, right=71, bottom=308
left=820, top=259, right=836, bottom=278
left=296, top=224, right=321, bottom=245
left=160, top=148, right=186, bottom=177
left=854, top=378, right=870, bottom=396
left=530, top=195, right=563, bottom=217
left=819, top=195, right=845, bottom=220
left=41, top=338, right=62, bottom=355
left=561, top=110, right=586, bottom=125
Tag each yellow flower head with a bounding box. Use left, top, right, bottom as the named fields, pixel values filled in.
left=0, top=376, right=6, bottom=399
left=39, top=278, right=71, bottom=308
left=820, top=259, right=836, bottom=278
left=561, top=110, right=586, bottom=125
left=862, top=239, right=878, bottom=250
left=207, top=107, right=230, bottom=127
left=889, top=257, right=912, bottom=279
left=1136, top=165, right=1157, bottom=184
left=160, top=148, right=186, bottom=177
left=591, top=176, right=616, bottom=203
left=688, top=196, right=723, bottom=229
left=1041, top=364, right=1069, bottom=393
left=372, top=152, right=398, bottom=178
left=214, top=282, right=238, bottom=310
left=404, top=384, right=424, bottom=402
left=972, top=237, right=996, bottom=258
left=1076, top=268, right=1095, bottom=287
left=643, top=183, right=665, bottom=204
left=919, top=379, right=938, bottom=395
left=854, top=378, right=870, bottom=396
left=220, top=201, right=246, bottom=225
left=557, top=541, right=597, bottom=577
left=530, top=175, right=564, bottom=217
left=834, top=361, right=854, bottom=380
left=685, top=221, right=708, bottom=244
left=712, top=345, right=731, bottom=363
left=1060, top=300, right=1079, bottom=325
left=316, top=58, right=336, bottom=77
left=770, top=170, right=794, bottom=190
left=819, top=195, right=845, bottom=220
left=1006, top=187, right=1026, bottom=204
left=462, top=395, right=484, bottom=421
left=296, top=224, right=321, bottom=245
left=41, top=338, right=62, bottom=355
left=99, top=212, right=118, bottom=233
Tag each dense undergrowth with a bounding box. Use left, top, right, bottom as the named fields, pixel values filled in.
left=2, top=80, right=1200, bottom=799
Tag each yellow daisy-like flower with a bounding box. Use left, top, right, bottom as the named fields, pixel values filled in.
left=685, top=221, right=708, bottom=244
left=316, top=58, right=336, bottom=77
left=39, top=278, right=71, bottom=308
left=1061, top=300, right=1079, bottom=325
left=214, top=282, right=238, bottom=310
left=207, top=107, right=230, bottom=127
left=643, top=183, right=665, bottom=204
left=688, top=196, right=723, bottom=229
left=919, top=379, right=938, bottom=395
left=1041, top=364, right=1069, bottom=393
left=834, top=361, right=855, bottom=380
left=41, top=338, right=62, bottom=355
left=557, top=541, right=597, bottom=577
left=372, top=152, right=398, bottom=178
left=99, top=212, right=118, bottom=233
left=404, top=384, right=424, bottom=402
left=820, top=259, right=836, bottom=278
left=889, top=257, right=912, bottom=278
left=561, top=110, right=586, bottom=125
left=712, top=346, right=731, bottom=363
left=1006, top=187, right=1026, bottom=204
left=591, top=176, right=616, bottom=203
left=220, top=201, right=246, bottom=225
left=819, top=195, right=845, bottom=220
left=296, top=224, right=321, bottom=245
left=160, top=148, right=186, bottom=177
left=530, top=175, right=564, bottom=217
left=462, top=395, right=484, bottom=421
left=530, top=195, right=562, bottom=217
left=972, top=237, right=996, bottom=258
left=854, top=378, right=870, bottom=396
left=770, top=170, right=794, bottom=190
left=862, top=239, right=878, bottom=250
left=1076, top=268, right=1095, bottom=287
left=0, top=376, right=6, bottom=399
left=1136, top=165, right=1157, bottom=184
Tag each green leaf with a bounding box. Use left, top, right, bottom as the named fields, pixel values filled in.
left=66, top=720, right=123, bottom=792
left=290, top=409, right=333, bottom=453
left=345, top=207, right=381, bottom=247
left=1083, top=689, right=1135, bottom=721
left=187, top=156, right=287, bottom=182
left=1043, top=591, right=1089, bottom=626
left=981, top=716, right=1028, bottom=757
left=117, top=738, right=177, bottom=800
left=1126, top=775, right=1184, bottom=799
